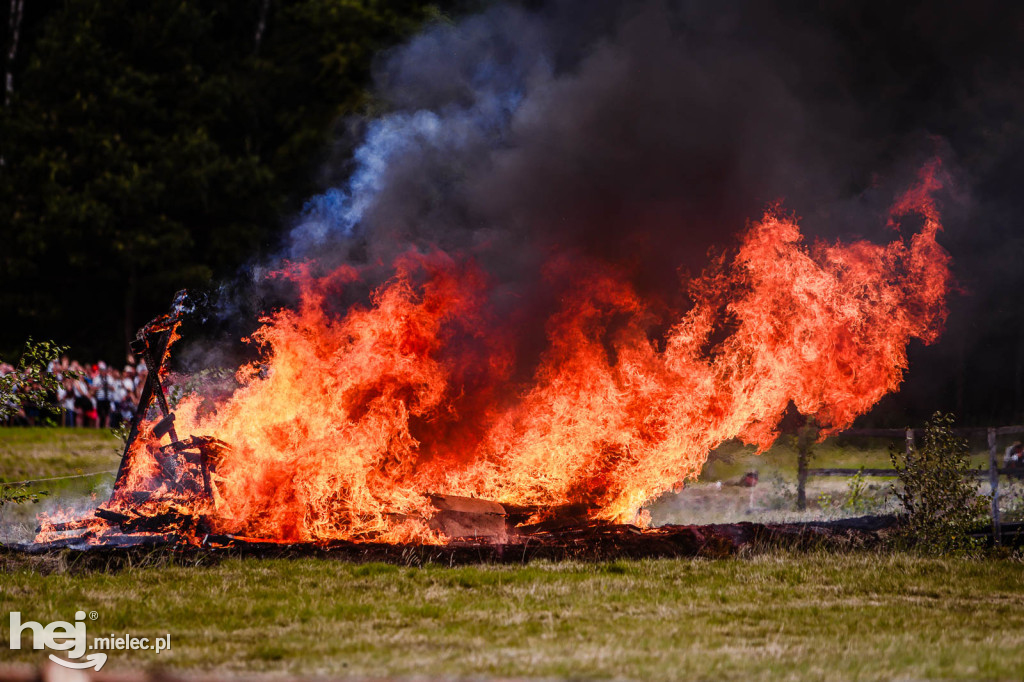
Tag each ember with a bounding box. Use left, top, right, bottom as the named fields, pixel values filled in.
left=36, top=162, right=950, bottom=549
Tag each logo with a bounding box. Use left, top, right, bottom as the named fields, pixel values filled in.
left=8, top=611, right=171, bottom=671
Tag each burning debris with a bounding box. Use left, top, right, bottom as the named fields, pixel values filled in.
left=31, top=163, right=951, bottom=551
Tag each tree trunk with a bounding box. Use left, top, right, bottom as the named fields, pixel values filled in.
left=254, top=0, right=270, bottom=54
left=124, top=266, right=137, bottom=363
left=795, top=418, right=817, bottom=511
left=5, top=0, right=24, bottom=107
left=1015, top=323, right=1024, bottom=420
left=954, top=333, right=966, bottom=418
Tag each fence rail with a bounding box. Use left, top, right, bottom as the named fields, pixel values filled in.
left=797, top=424, right=1024, bottom=545
left=842, top=426, right=1024, bottom=438
left=807, top=467, right=1024, bottom=477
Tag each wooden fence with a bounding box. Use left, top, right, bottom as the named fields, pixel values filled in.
left=796, top=425, right=1024, bottom=545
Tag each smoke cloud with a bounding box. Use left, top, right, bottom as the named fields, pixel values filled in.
left=289, top=1, right=857, bottom=291
left=182, top=0, right=1024, bottom=426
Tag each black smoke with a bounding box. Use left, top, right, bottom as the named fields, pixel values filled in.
left=188, top=0, right=1024, bottom=427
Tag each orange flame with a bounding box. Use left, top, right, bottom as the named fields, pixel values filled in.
left=88, top=163, right=953, bottom=544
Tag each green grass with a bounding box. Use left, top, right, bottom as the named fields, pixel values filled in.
left=1, top=553, right=1023, bottom=679
left=0, top=428, right=122, bottom=543
left=0, top=427, right=121, bottom=483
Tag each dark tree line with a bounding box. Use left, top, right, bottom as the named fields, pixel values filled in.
left=0, top=0, right=464, bottom=360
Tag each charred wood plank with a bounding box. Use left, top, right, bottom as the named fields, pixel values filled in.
left=119, top=511, right=201, bottom=534
left=153, top=413, right=176, bottom=439
left=95, top=509, right=130, bottom=524
left=426, top=494, right=507, bottom=543
left=508, top=503, right=597, bottom=534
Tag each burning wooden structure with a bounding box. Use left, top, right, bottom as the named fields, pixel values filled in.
left=27, top=165, right=957, bottom=553
left=27, top=293, right=603, bottom=547
left=27, top=290, right=895, bottom=555
left=28, top=289, right=897, bottom=554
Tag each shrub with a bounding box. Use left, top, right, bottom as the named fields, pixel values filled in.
left=817, top=469, right=894, bottom=518
left=0, top=339, right=74, bottom=422
left=889, top=412, right=989, bottom=553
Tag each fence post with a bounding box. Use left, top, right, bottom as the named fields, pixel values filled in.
left=905, top=428, right=915, bottom=456
left=988, top=427, right=1001, bottom=546
left=797, top=450, right=807, bottom=511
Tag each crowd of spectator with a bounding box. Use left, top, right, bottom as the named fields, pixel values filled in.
left=0, top=357, right=147, bottom=428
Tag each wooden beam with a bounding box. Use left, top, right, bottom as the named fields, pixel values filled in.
left=841, top=428, right=910, bottom=438
left=842, top=425, right=1024, bottom=439
left=989, top=427, right=1001, bottom=546
left=807, top=468, right=900, bottom=477
left=807, top=467, right=1023, bottom=478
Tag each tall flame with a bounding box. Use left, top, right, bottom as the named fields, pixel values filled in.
left=110, top=162, right=952, bottom=543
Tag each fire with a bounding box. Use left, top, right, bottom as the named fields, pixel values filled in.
left=39, top=162, right=952, bottom=545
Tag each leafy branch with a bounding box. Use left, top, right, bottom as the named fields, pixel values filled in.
left=0, top=338, right=77, bottom=421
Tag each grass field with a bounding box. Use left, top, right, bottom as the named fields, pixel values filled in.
left=1, top=552, right=1023, bottom=679
left=0, top=428, right=122, bottom=543
left=0, top=428, right=121, bottom=483
left=2, top=428, right=1023, bottom=679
